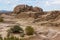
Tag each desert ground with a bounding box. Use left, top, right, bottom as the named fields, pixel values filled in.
left=0, top=5, right=60, bottom=40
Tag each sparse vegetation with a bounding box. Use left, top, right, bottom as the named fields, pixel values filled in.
left=0, top=17, right=4, bottom=22
left=25, top=26, right=34, bottom=35
left=4, top=36, right=20, bottom=40
left=0, top=35, right=25, bottom=40
left=9, top=25, right=24, bottom=33
left=0, top=35, right=3, bottom=40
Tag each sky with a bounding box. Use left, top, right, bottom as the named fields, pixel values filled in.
left=0, top=0, right=60, bottom=11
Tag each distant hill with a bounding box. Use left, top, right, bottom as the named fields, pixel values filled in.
left=0, top=10, right=13, bottom=15
left=0, top=10, right=12, bottom=13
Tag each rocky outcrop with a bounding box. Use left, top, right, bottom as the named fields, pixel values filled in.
left=13, top=4, right=44, bottom=19
left=13, top=5, right=32, bottom=14
left=13, top=4, right=43, bottom=14
left=16, top=12, right=44, bottom=19
left=13, top=4, right=60, bottom=23
left=46, top=11, right=60, bottom=21
left=32, top=7, right=43, bottom=12
left=34, top=11, right=60, bottom=22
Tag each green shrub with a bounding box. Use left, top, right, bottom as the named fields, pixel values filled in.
left=0, top=35, right=25, bottom=40
left=4, top=35, right=20, bottom=40
left=25, top=26, right=34, bottom=35
left=9, top=25, right=23, bottom=33
left=0, top=35, right=3, bottom=40
left=0, top=17, right=3, bottom=22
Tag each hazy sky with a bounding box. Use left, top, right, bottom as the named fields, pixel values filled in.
left=0, top=0, right=60, bottom=11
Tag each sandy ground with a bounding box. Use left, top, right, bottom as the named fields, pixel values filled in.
left=0, top=14, right=60, bottom=40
